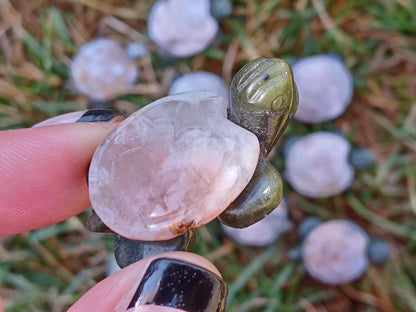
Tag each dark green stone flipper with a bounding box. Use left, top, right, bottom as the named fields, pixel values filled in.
left=219, top=156, right=283, bottom=228
left=222, top=57, right=298, bottom=228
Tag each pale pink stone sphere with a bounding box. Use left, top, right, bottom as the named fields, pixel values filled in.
left=168, top=71, right=230, bottom=108
left=302, top=220, right=369, bottom=285
left=71, top=38, right=138, bottom=101
left=293, top=54, right=353, bottom=123
left=148, top=0, right=218, bottom=57
left=285, top=132, right=354, bottom=198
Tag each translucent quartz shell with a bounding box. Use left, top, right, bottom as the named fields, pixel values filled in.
left=168, top=71, right=230, bottom=108
left=89, top=91, right=260, bottom=241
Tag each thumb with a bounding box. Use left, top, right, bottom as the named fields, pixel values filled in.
left=68, top=251, right=227, bottom=312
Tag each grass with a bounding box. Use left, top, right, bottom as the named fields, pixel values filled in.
left=1, top=0, right=416, bottom=311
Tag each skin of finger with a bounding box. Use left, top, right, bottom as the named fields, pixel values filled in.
left=0, top=122, right=120, bottom=235
left=0, top=296, right=4, bottom=312
left=68, top=251, right=222, bottom=312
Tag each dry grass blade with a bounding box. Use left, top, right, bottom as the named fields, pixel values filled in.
left=406, top=163, right=416, bottom=214
left=299, top=298, right=323, bottom=312
left=1, top=1, right=415, bottom=311
left=0, top=79, right=26, bottom=102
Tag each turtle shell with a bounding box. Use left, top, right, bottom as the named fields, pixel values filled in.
left=88, top=91, right=259, bottom=241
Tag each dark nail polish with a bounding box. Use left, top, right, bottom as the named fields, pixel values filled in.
left=128, top=258, right=227, bottom=312
left=76, top=109, right=123, bottom=122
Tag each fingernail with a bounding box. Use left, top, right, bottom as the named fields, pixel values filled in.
left=127, top=258, right=227, bottom=312
left=32, top=110, right=87, bottom=127
left=76, top=109, right=124, bottom=123
left=32, top=109, right=123, bottom=127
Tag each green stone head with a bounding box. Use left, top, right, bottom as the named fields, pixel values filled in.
left=230, top=57, right=298, bottom=156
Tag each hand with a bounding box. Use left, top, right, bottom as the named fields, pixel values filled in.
left=0, top=109, right=227, bottom=312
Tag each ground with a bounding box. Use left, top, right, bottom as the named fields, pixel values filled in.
left=0, top=0, right=415, bottom=311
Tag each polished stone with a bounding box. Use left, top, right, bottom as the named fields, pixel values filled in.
left=229, top=57, right=298, bottom=156
left=85, top=209, right=113, bottom=233
left=148, top=0, right=218, bottom=57
left=293, top=54, right=353, bottom=123
left=168, top=71, right=230, bottom=108
left=70, top=38, right=138, bottom=101
left=219, top=156, right=283, bottom=228
left=285, top=132, right=354, bottom=198
left=302, top=220, right=369, bottom=285
left=89, top=91, right=259, bottom=241
left=114, top=230, right=195, bottom=268
left=221, top=199, right=292, bottom=247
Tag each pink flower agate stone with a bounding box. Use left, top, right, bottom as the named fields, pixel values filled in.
left=148, top=0, right=218, bottom=57
left=302, top=220, right=369, bottom=285
left=285, top=132, right=354, bottom=198
left=89, top=91, right=260, bottom=241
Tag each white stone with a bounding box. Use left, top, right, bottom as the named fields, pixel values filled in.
left=148, top=0, right=218, bottom=57
left=71, top=38, right=138, bottom=101
left=221, top=199, right=292, bottom=246
left=89, top=91, right=259, bottom=241
left=293, top=54, right=353, bottom=123
left=285, top=132, right=354, bottom=198
left=302, top=220, right=369, bottom=285
left=169, top=71, right=230, bottom=108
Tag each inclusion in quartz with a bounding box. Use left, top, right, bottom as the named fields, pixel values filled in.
left=89, top=91, right=260, bottom=241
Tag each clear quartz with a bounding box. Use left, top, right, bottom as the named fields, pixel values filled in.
left=89, top=91, right=260, bottom=241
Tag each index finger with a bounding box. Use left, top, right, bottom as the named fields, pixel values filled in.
left=0, top=120, right=120, bottom=235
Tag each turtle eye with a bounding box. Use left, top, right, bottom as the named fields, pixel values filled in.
left=272, top=95, right=287, bottom=112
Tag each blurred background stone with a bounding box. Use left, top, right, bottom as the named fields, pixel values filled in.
left=168, top=71, right=229, bottom=107
left=292, top=54, right=353, bottom=123
left=302, top=220, right=369, bottom=285
left=70, top=38, right=138, bottom=101
left=148, top=0, right=218, bottom=57
left=285, top=132, right=354, bottom=198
